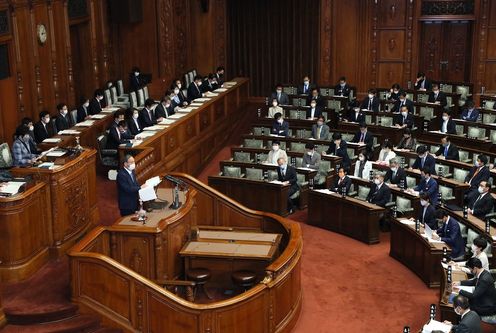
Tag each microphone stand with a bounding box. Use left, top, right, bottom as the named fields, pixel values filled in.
left=170, top=184, right=182, bottom=209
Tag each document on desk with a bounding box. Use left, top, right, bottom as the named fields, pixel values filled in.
left=168, top=113, right=187, bottom=119
left=194, top=98, right=212, bottom=103
left=90, top=114, right=107, bottom=119
left=315, top=189, right=333, bottom=194
left=42, top=138, right=62, bottom=143
left=441, top=262, right=464, bottom=272
left=297, top=167, right=314, bottom=171
left=456, top=286, right=475, bottom=293
left=159, top=118, right=176, bottom=125
left=204, top=92, right=218, bottom=97
left=144, top=125, right=167, bottom=131
left=189, top=102, right=204, bottom=107
left=223, top=81, right=237, bottom=87
left=46, top=150, right=67, bottom=157
left=145, top=176, right=161, bottom=187
left=102, top=107, right=121, bottom=112
left=76, top=120, right=96, bottom=127
left=177, top=107, right=195, bottom=113
left=58, top=130, right=81, bottom=135
left=138, top=131, right=158, bottom=138
left=399, top=219, right=416, bottom=225
left=269, top=180, right=285, bottom=185
left=37, top=162, right=55, bottom=169
left=422, top=319, right=451, bottom=333
left=0, top=181, right=25, bottom=195
left=139, top=185, right=157, bottom=202
left=214, top=88, right=228, bottom=93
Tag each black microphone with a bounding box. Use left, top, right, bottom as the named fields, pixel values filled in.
left=165, top=175, right=187, bottom=188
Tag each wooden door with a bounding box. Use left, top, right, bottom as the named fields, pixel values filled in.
left=419, top=21, right=472, bottom=82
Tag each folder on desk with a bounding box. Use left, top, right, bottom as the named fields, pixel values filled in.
left=422, top=319, right=451, bottom=333
left=42, top=138, right=62, bottom=143
left=90, top=114, right=107, bottom=119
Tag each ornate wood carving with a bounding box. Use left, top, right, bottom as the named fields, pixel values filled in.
left=404, top=0, right=414, bottom=85
left=0, top=10, right=9, bottom=35
left=62, top=0, right=75, bottom=105
left=476, top=0, right=489, bottom=90
left=157, top=0, right=174, bottom=78
left=88, top=0, right=99, bottom=87
left=370, top=1, right=378, bottom=87
left=213, top=0, right=226, bottom=68
left=134, top=284, right=144, bottom=331
left=47, top=2, right=59, bottom=100
left=421, top=0, right=474, bottom=16
left=319, top=0, right=332, bottom=85
left=173, top=0, right=189, bottom=76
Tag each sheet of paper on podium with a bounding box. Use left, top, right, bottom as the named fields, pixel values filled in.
left=145, top=176, right=161, bottom=187
left=139, top=186, right=157, bottom=202
left=0, top=181, right=26, bottom=195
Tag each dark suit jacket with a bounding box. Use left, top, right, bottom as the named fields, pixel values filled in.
left=460, top=270, right=496, bottom=316
left=297, top=83, right=316, bottom=95
left=187, top=82, right=203, bottom=102
left=461, top=108, right=480, bottom=122
left=33, top=121, right=53, bottom=143
left=452, top=310, right=481, bottom=333
left=415, top=177, right=439, bottom=206
left=271, top=120, right=289, bottom=137
left=391, top=99, right=414, bottom=114
left=435, top=143, right=459, bottom=161
left=436, top=217, right=464, bottom=259
left=106, top=127, right=134, bottom=149
left=129, top=73, right=144, bottom=91
left=154, top=103, right=175, bottom=119
left=139, top=108, right=157, bottom=128
left=55, top=113, right=72, bottom=132
left=306, top=95, right=325, bottom=108
left=428, top=91, right=448, bottom=108
left=334, top=84, right=351, bottom=97
left=347, top=110, right=366, bottom=123
left=470, top=192, right=494, bottom=220
left=201, top=79, right=218, bottom=92
left=388, top=91, right=402, bottom=101
left=411, top=154, right=437, bottom=175
left=76, top=105, right=89, bottom=123
left=326, top=141, right=351, bottom=170
left=367, top=183, right=391, bottom=207
left=419, top=204, right=437, bottom=230
left=331, top=176, right=352, bottom=194
left=277, top=165, right=298, bottom=194
left=88, top=98, right=102, bottom=115
left=414, top=78, right=432, bottom=91
left=215, top=73, right=224, bottom=86
left=116, top=168, right=140, bottom=213
left=174, top=90, right=188, bottom=106
left=306, top=106, right=323, bottom=119
left=270, top=92, right=290, bottom=105
left=384, top=167, right=407, bottom=187
left=127, top=118, right=142, bottom=136
left=393, top=113, right=414, bottom=128
left=465, top=166, right=490, bottom=190
left=352, top=130, right=374, bottom=153
left=360, top=96, right=380, bottom=112
left=439, top=118, right=457, bottom=134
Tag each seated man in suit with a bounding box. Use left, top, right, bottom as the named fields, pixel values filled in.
left=139, top=98, right=158, bottom=128
left=468, top=180, right=494, bottom=220
left=387, top=83, right=402, bottom=102
left=366, top=172, right=391, bottom=207
left=360, top=89, right=380, bottom=112
left=334, top=76, right=351, bottom=97
left=414, top=72, right=432, bottom=91
left=346, top=105, right=366, bottom=123
left=171, top=79, right=188, bottom=107
left=415, top=193, right=437, bottom=230
left=270, top=83, right=289, bottom=106
left=307, top=88, right=325, bottom=108
left=116, top=155, right=148, bottom=216
left=384, top=158, right=407, bottom=188
left=55, top=103, right=73, bottom=132
left=330, top=167, right=351, bottom=195
left=268, top=99, right=284, bottom=118
left=453, top=257, right=496, bottom=316
left=154, top=97, right=172, bottom=121
left=393, top=105, right=414, bottom=129
left=325, top=133, right=351, bottom=170
left=127, top=109, right=142, bottom=135
left=432, top=210, right=465, bottom=260
left=409, top=168, right=438, bottom=206
left=109, top=110, right=125, bottom=129
left=428, top=83, right=448, bottom=108
left=76, top=96, right=91, bottom=123
left=202, top=74, right=219, bottom=92
left=215, top=66, right=225, bottom=86
left=277, top=157, right=298, bottom=214
left=311, top=116, right=330, bottom=140
left=461, top=100, right=480, bottom=122
left=33, top=111, right=53, bottom=144
left=89, top=89, right=104, bottom=115
left=303, top=143, right=321, bottom=170
left=107, top=120, right=134, bottom=149
left=187, top=75, right=204, bottom=102
left=306, top=99, right=323, bottom=119
left=271, top=112, right=289, bottom=137
left=12, top=126, right=38, bottom=167
left=439, top=110, right=457, bottom=134
left=391, top=91, right=414, bottom=114
left=410, top=145, right=437, bottom=175
left=435, top=135, right=459, bottom=161
left=465, top=155, right=491, bottom=203
left=266, top=141, right=288, bottom=165
left=352, top=123, right=374, bottom=159
left=297, top=75, right=315, bottom=95
left=443, top=295, right=481, bottom=333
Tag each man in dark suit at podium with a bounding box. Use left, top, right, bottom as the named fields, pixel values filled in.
left=277, top=157, right=298, bottom=214
left=117, top=155, right=147, bottom=216
left=34, top=111, right=54, bottom=143
left=89, top=89, right=104, bottom=115
left=367, top=172, right=391, bottom=207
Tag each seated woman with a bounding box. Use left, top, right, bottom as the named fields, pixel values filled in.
left=12, top=125, right=38, bottom=167
left=396, top=128, right=417, bottom=151
left=376, top=141, right=396, bottom=165
left=353, top=151, right=373, bottom=180
left=450, top=236, right=490, bottom=273
left=268, top=99, right=284, bottom=118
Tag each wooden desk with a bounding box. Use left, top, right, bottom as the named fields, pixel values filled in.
left=420, top=131, right=493, bottom=152
left=439, top=265, right=468, bottom=323
left=307, top=189, right=385, bottom=244
left=390, top=218, right=450, bottom=288
left=338, top=121, right=405, bottom=147
left=208, top=175, right=290, bottom=216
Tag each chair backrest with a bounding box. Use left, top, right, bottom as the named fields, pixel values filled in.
left=283, top=86, right=297, bottom=95
left=417, top=93, right=429, bottom=103
left=483, top=113, right=496, bottom=124
left=327, top=100, right=341, bottom=111
left=456, top=85, right=469, bottom=100
left=346, top=148, right=356, bottom=159
left=295, top=157, right=303, bottom=168
left=466, top=229, right=480, bottom=252
left=406, top=176, right=417, bottom=189
left=439, top=185, right=453, bottom=200
left=419, top=106, right=434, bottom=120
left=446, top=96, right=453, bottom=107
left=110, top=86, right=118, bottom=104
left=234, top=151, right=252, bottom=163
left=291, top=142, right=306, bottom=153
left=405, top=92, right=414, bottom=101
left=316, top=145, right=329, bottom=155
left=378, top=90, right=388, bottom=100
left=137, top=89, right=145, bottom=106
left=289, top=110, right=307, bottom=119
left=296, top=173, right=307, bottom=186
left=467, top=126, right=485, bottom=139
left=296, top=129, right=311, bottom=139
left=96, top=134, right=107, bottom=159
left=455, top=124, right=465, bottom=135
left=257, top=152, right=268, bottom=162
left=365, top=114, right=373, bottom=125
left=490, top=130, right=496, bottom=144
left=440, top=84, right=453, bottom=93
left=458, top=150, right=470, bottom=163
left=116, top=80, right=125, bottom=96
left=267, top=170, right=278, bottom=181
left=453, top=168, right=469, bottom=183
left=143, top=86, right=149, bottom=100
left=320, top=88, right=334, bottom=97
left=70, top=109, right=78, bottom=124
left=483, top=100, right=495, bottom=110
left=0, top=143, right=13, bottom=168
left=223, top=166, right=242, bottom=178
left=318, top=160, right=331, bottom=174
left=357, top=185, right=370, bottom=200
left=379, top=116, right=393, bottom=127
left=437, top=164, right=450, bottom=177
left=130, top=91, right=138, bottom=108
left=429, top=145, right=438, bottom=154
left=245, top=168, right=263, bottom=180
left=253, top=127, right=267, bottom=136
left=244, top=139, right=263, bottom=148
left=342, top=133, right=354, bottom=142
left=104, top=89, right=112, bottom=106
left=396, top=196, right=412, bottom=212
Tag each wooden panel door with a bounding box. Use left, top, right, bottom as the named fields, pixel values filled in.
left=419, top=21, right=472, bottom=82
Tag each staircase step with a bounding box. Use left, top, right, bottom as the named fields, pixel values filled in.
left=2, top=314, right=100, bottom=333
left=5, top=303, right=78, bottom=325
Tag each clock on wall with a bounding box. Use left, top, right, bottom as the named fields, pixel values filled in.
left=36, top=24, right=47, bottom=45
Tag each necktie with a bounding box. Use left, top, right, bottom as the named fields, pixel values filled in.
left=469, top=167, right=480, bottom=185
left=368, top=99, right=372, bottom=110
left=421, top=157, right=425, bottom=168
left=473, top=194, right=482, bottom=210
left=381, top=151, right=386, bottom=161
left=403, top=116, right=406, bottom=124
left=84, top=107, right=88, bottom=117
left=444, top=146, right=448, bottom=157
left=135, top=119, right=140, bottom=131
left=360, top=133, right=364, bottom=143
left=468, top=110, right=472, bottom=118
left=422, top=207, right=426, bottom=222
left=393, top=171, right=396, bottom=179
left=317, top=126, right=321, bottom=139
left=117, top=128, right=121, bottom=140
left=282, top=168, right=285, bottom=177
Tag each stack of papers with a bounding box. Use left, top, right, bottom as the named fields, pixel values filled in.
left=159, top=118, right=176, bottom=125
left=0, top=181, right=26, bottom=195
left=139, top=186, right=157, bottom=202
left=178, top=107, right=195, bottom=113
left=168, top=113, right=187, bottom=119
left=457, top=286, right=475, bottom=293
left=38, top=162, right=55, bottom=169
left=46, top=150, right=66, bottom=157
left=144, top=125, right=167, bottom=131
left=297, top=167, right=314, bottom=171
left=223, top=81, right=237, bottom=87
left=145, top=176, right=161, bottom=187
left=103, top=107, right=121, bottom=112
left=138, top=131, right=158, bottom=139
left=269, top=180, right=285, bottom=185
left=76, top=120, right=96, bottom=127
left=90, top=114, right=107, bottom=119
left=400, top=219, right=416, bottom=225
left=42, top=138, right=62, bottom=143
left=214, top=88, right=228, bottom=93
left=205, top=92, right=218, bottom=97
left=190, top=102, right=204, bottom=107
left=315, top=189, right=332, bottom=194
left=194, top=98, right=211, bottom=102
left=422, top=319, right=451, bottom=333
left=58, top=130, right=81, bottom=135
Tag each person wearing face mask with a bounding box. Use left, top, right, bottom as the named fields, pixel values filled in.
left=202, top=74, right=218, bottom=93
left=21, top=117, right=38, bottom=153
left=154, top=96, right=174, bottom=120
left=12, top=125, right=38, bottom=167
left=89, top=89, right=104, bottom=115
left=55, top=103, right=73, bottom=132
left=452, top=257, right=496, bottom=316
left=387, top=83, right=402, bottom=101
left=76, top=96, right=91, bottom=123
left=353, top=152, right=372, bottom=180
left=139, top=98, right=158, bottom=128
left=434, top=135, right=459, bottom=161
left=467, top=181, right=493, bottom=220
left=34, top=111, right=54, bottom=143
left=302, top=143, right=321, bottom=170
left=270, top=83, right=289, bottom=106
left=311, top=116, right=330, bottom=140
left=277, top=157, right=298, bottom=214
left=431, top=210, right=464, bottom=259
left=297, top=76, right=315, bottom=95
left=391, top=91, right=414, bottom=114
left=442, top=295, right=481, bottom=333
left=464, top=155, right=490, bottom=204
left=330, top=167, right=351, bottom=194
left=215, top=66, right=225, bottom=86
left=366, top=172, right=391, bottom=207
left=438, top=110, right=456, bottom=134
left=461, top=100, right=480, bottom=122
left=271, top=113, right=289, bottom=137
left=410, top=145, right=437, bottom=175
left=306, top=99, right=322, bottom=119
left=411, top=168, right=438, bottom=205
left=384, top=158, right=407, bottom=187
left=428, top=83, right=448, bottom=108
left=334, top=76, right=351, bottom=97
left=393, top=105, right=414, bottom=129
left=265, top=141, right=287, bottom=165
left=187, top=75, right=205, bottom=102
left=171, top=79, right=188, bottom=106
left=127, top=108, right=143, bottom=135
left=451, top=236, right=490, bottom=273
left=346, top=103, right=366, bottom=123
left=411, top=193, right=437, bottom=230
left=325, top=132, right=352, bottom=170
left=107, top=120, right=135, bottom=149
left=129, top=66, right=144, bottom=92
left=376, top=141, right=396, bottom=165
left=116, top=155, right=148, bottom=216
left=360, top=89, right=379, bottom=112
left=268, top=99, right=284, bottom=118
left=352, top=123, right=374, bottom=158
left=396, top=128, right=417, bottom=150
left=306, top=88, right=324, bottom=108
left=109, top=110, right=125, bottom=130
left=414, top=72, right=432, bottom=91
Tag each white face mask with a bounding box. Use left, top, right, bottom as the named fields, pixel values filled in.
left=311, top=104, right=317, bottom=108
left=478, top=186, right=484, bottom=194
left=454, top=307, right=461, bottom=316
left=165, top=103, right=171, bottom=108
left=359, top=156, right=365, bottom=161
left=276, top=90, right=282, bottom=94
left=368, top=94, right=374, bottom=99
left=390, top=167, right=397, bottom=172
left=43, top=117, right=50, bottom=124
left=317, top=121, right=323, bottom=126
left=174, top=89, right=180, bottom=94
left=29, top=125, right=34, bottom=131
left=442, top=115, right=449, bottom=121
left=474, top=160, right=480, bottom=167
left=278, top=119, right=283, bottom=124
left=133, top=113, right=139, bottom=119
left=471, top=244, right=479, bottom=253
left=354, top=108, right=360, bottom=113
left=374, top=179, right=381, bottom=185
left=197, top=81, right=202, bottom=86
left=420, top=199, right=428, bottom=207
left=306, top=151, right=313, bottom=156
left=84, top=102, right=89, bottom=108
left=134, top=72, right=139, bottom=76
left=177, top=84, right=182, bottom=89
left=272, top=145, right=279, bottom=151
left=272, top=102, right=278, bottom=107
left=304, top=80, right=309, bottom=85
left=62, top=110, right=68, bottom=116
left=127, top=163, right=136, bottom=171
left=401, top=111, right=408, bottom=117
left=23, top=135, right=30, bottom=141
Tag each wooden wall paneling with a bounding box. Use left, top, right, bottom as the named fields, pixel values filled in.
left=54, top=1, right=74, bottom=105
left=318, top=0, right=332, bottom=86
left=172, top=0, right=190, bottom=79
left=95, top=0, right=111, bottom=84
left=213, top=0, right=227, bottom=73
left=157, top=0, right=174, bottom=81
left=88, top=0, right=100, bottom=88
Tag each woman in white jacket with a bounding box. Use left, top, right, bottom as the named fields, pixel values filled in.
left=354, top=151, right=373, bottom=180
